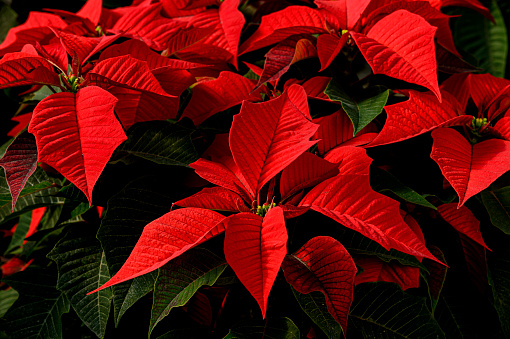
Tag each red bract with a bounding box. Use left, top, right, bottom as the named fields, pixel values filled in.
left=28, top=86, right=126, bottom=204
left=1, top=0, right=507, bottom=337
left=283, top=236, right=357, bottom=335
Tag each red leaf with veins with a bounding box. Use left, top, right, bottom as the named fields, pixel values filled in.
left=28, top=86, right=127, bottom=205
left=431, top=128, right=510, bottom=207
left=174, top=187, right=250, bottom=212
left=354, top=257, right=420, bottom=290
left=8, top=113, right=32, bottom=138
left=111, top=3, right=185, bottom=50
left=0, top=54, right=60, bottom=89
left=239, top=6, right=328, bottom=55
left=181, top=72, right=263, bottom=126
left=354, top=211, right=424, bottom=290
left=280, top=152, right=338, bottom=200
left=188, top=0, right=245, bottom=67
left=363, top=0, right=459, bottom=57
left=369, top=90, right=472, bottom=147
left=437, top=203, right=489, bottom=250
left=0, top=131, right=38, bottom=211
left=256, top=35, right=317, bottom=89
left=164, top=26, right=211, bottom=56
left=299, top=76, right=331, bottom=101
left=351, top=10, right=441, bottom=100
left=88, top=55, right=175, bottom=97
left=315, top=0, right=371, bottom=30
left=106, top=86, right=179, bottom=129
left=325, top=146, right=372, bottom=175
left=76, top=0, right=103, bottom=26
left=314, top=110, right=377, bottom=154
left=224, top=207, right=287, bottom=318
left=491, top=117, right=510, bottom=141
left=427, top=0, right=492, bottom=21
left=230, top=85, right=319, bottom=198
left=190, top=158, right=253, bottom=203
left=300, top=174, right=439, bottom=262
left=99, top=39, right=207, bottom=71
left=317, top=34, right=349, bottom=71
left=282, top=236, right=356, bottom=334
left=0, top=12, right=67, bottom=56
left=466, top=74, right=510, bottom=111
left=89, top=208, right=227, bottom=293
left=51, top=29, right=121, bottom=65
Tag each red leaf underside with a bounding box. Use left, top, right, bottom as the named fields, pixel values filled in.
left=283, top=236, right=357, bottom=334
left=0, top=131, right=38, bottom=211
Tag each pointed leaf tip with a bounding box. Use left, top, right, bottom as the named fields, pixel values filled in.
left=230, top=85, right=319, bottom=198
left=283, top=236, right=356, bottom=335
left=88, top=208, right=226, bottom=294
left=28, top=87, right=127, bottom=205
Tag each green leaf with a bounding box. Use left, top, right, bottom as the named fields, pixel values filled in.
left=291, top=288, right=342, bottom=339
left=0, top=288, right=18, bottom=318
left=488, top=247, right=510, bottom=337
left=434, top=295, right=473, bottom=339
left=150, top=248, right=227, bottom=336
left=325, top=79, right=389, bottom=136
left=481, top=187, right=510, bottom=234
left=451, top=0, right=508, bottom=77
left=21, top=86, right=61, bottom=104
left=0, top=4, right=17, bottom=44
left=1, top=267, right=70, bottom=339
left=155, top=328, right=211, bottom=339
left=223, top=317, right=300, bottom=339
left=370, top=167, right=437, bottom=210
left=47, top=224, right=112, bottom=338
left=56, top=184, right=88, bottom=203
left=97, top=175, right=178, bottom=326
left=117, top=121, right=198, bottom=167
left=5, top=212, right=32, bottom=254
left=0, top=167, right=64, bottom=224
left=349, top=282, right=445, bottom=338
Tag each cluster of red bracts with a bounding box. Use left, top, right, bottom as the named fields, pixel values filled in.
left=0, top=0, right=503, bottom=335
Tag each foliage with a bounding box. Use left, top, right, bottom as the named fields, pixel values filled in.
left=0, top=0, right=509, bottom=338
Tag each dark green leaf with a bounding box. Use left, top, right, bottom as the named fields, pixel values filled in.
left=451, top=0, right=508, bottom=77
left=47, top=225, right=112, bottom=338
left=155, top=328, right=211, bottom=339
left=0, top=4, right=17, bottom=44
left=434, top=295, right=473, bottom=339
left=291, top=288, right=342, bottom=339
left=349, top=282, right=445, bottom=338
left=224, top=317, right=300, bottom=339
left=5, top=211, right=32, bottom=254
left=370, top=167, right=437, bottom=210
left=97, top=175, right=178, bottom=326
left=0, top=167, right=64, bottom=224
left=325, top=79, right=389, bottom=136
left=488, top=247, right=510, bottom=337
left=150, top=248, right=227, bottom=336
left=57, top=184, right=88, bottom=203
left=1, top=267, right=70, bottom=339
left=0, top=288, right=18, bottom=318
left=118, top=121, right=198, bottom=167
left=482, top=187, right=510, bottom=234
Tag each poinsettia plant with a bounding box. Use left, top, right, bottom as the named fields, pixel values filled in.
left=0, top=0, right=509, bottom=338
